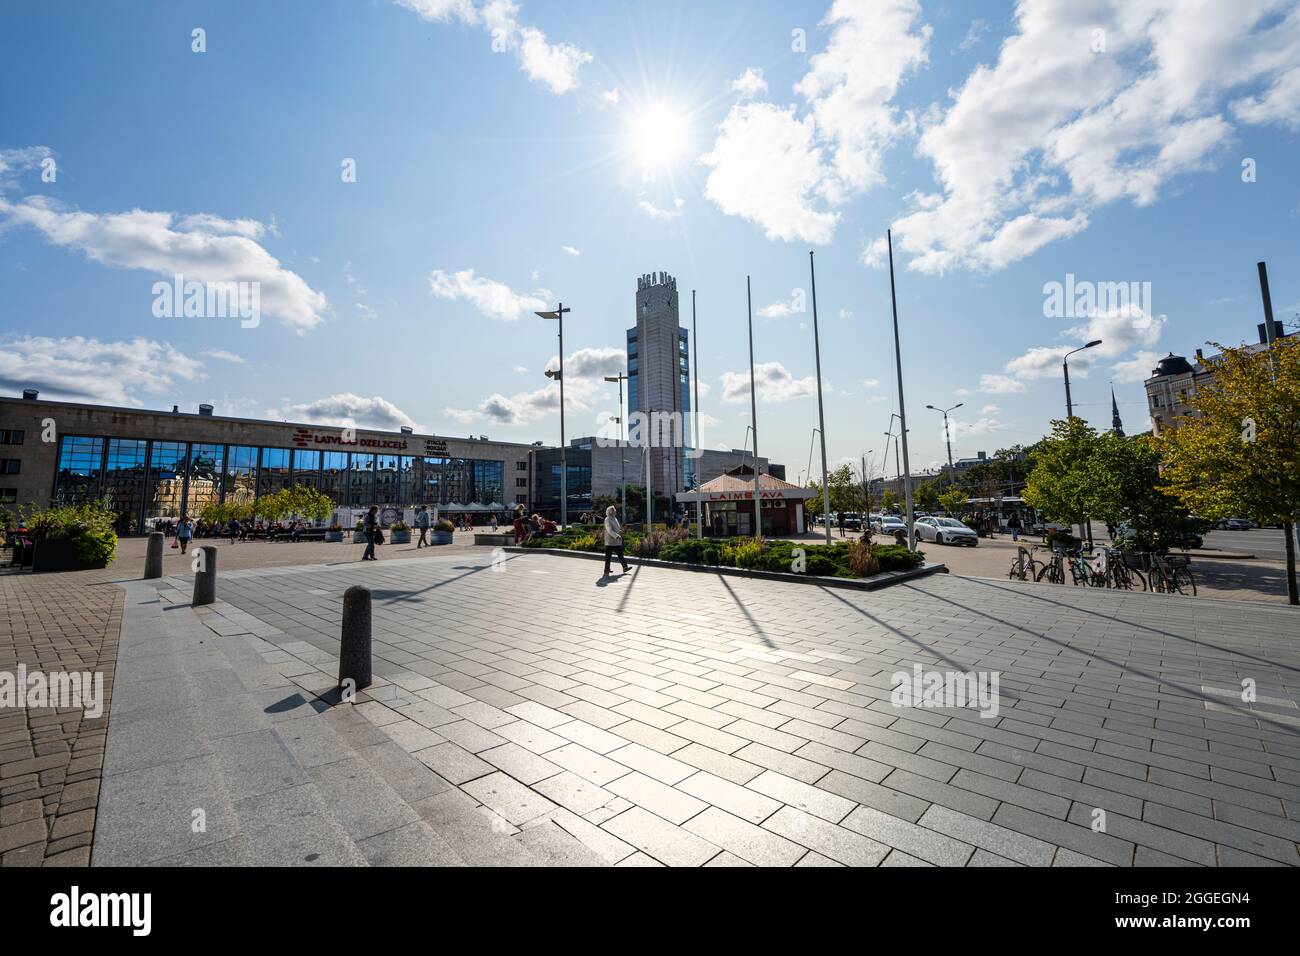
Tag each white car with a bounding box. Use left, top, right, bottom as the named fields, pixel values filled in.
left=915, top=516, right=978, bottom=546
left=873, top=515, right=906, bottom=535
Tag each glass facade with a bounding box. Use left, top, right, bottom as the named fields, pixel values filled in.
left=186, top=443, right=224, bottom=515
left=103, top=438, right=148, bottom=534
left=54, top=436, right=105, bottom=506
left=258, top=448, right=292, bottom=497
left=48, top=434, right=512, bottom=531
left=223, top=445, right=258, bottom=507
left=147, top=441, right=188, bottom=521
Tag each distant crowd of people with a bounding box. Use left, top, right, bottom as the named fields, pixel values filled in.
left=156, top=516, right=307, bottom=545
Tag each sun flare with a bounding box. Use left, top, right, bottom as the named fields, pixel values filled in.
left=627, top=103, right=690, bottom=176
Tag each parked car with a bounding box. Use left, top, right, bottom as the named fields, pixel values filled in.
left=841, top=512, right=863, bottom=530
left=915, top=516, right=979, bottom=546
left=1222, top=517, right=1254, bottom=531
left=872, top=515, right=907, bottom=535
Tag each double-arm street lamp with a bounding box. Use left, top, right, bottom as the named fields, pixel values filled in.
left=537, top=303, right=571, bottom=528
left=925, top=403, right=963, bottom=485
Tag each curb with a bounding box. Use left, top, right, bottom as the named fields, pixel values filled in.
left=502, top=546, right=946, bottom=591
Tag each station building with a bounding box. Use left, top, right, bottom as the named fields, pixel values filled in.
left=0, top=390, right=535, bottom=533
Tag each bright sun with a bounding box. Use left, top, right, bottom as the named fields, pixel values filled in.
left=628, top=104, right=689, bottom=175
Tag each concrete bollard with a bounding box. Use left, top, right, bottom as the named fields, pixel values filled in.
left=191, top=546, right=217, bottom=606
left=144, top=531, right=164, bottom=579
left=338, top=585, right=372, bottom=693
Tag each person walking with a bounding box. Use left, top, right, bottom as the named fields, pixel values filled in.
left=227, top=516, right=239, bottom=544
left=176, top=514, right=194, bottom=555
left=362, top=506, right=379, bottom=561
left=416, top=505, right=430, bottom=548
left=1008, top=513, right=1021, bottom=542
left=602, top=505, right=631, bottom=577
left=490, top=514, right=498, bottom=532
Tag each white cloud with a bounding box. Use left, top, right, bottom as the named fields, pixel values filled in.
left=447, top=346, right=625, bottom=425
left=730, top=68, right=768, bottom=99
left=0, top=335, right=203, bottom=406
left=720, top=361, right=823, bottom=404
left=638, top=197, right=684, bottom=220
left=863, top=378, right=880, bottom=388
left=513, top=364, right=529, bottom=373
left=950, top=416, right=1004, bottom=438
left=275, top=392, right=420, bottom=431
left=892, top=1, right=1300, bottom=274
left=700, top=102, right=838, bottom=244
left=999, top=304, right=1167, bottom=386
left=838, top=308, right=853, bottom=318
left=394, top=0, right=590, bottom=94
left=200, top=348, right=247, bottom=365
left=0, top=195, right=328, bottom=332
left=601, top=88, right=620, bottom=106
left=561, top=244, right=580, bottom=256
left=979, top=373, right=1026, bottom=394
left=980, top=403, right=1000, bottom=414
left=1110, top=349, right=1161, bottom=384
left=700, top=0, right=930, bottom=244
left=758, top=299, right=798, bottom=318
left=861, top=236, right=889, bottom=269
left=427, top=268, right=549, bottom=320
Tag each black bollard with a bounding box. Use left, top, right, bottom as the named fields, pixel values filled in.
left=339, top=585, right=372, bottom=693
left=191, top=546, right=217, bottom=606
left=144, top=531, right=164, bottom=579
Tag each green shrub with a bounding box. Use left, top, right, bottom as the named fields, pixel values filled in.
left=874, top=543, right=924, bottom=571
left=702, top=547, right=717, bottom=565
left=434, top=518, right=455, bottom=533
left=732, top=537, right=765, bottom=569
left=23, top=499, right=118, bottom=566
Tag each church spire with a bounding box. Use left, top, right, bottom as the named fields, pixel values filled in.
left=1110, top=385, right=1124, bottom=437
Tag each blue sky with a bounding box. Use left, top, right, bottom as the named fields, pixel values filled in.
left=2, top=0, right=1298, bottom=482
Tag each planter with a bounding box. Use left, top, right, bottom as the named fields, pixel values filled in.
left=388, top=530, right=411, bottom=544
left=31, top=538, right=108, bottom=573
left=325, top=530, right=343, bottom=542
left=430, top=531, right=453, bottom=545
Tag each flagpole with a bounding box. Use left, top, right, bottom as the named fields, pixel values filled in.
left=809, top=251, right=832, bottom=545
left=746, top=276, right=761, bottom=537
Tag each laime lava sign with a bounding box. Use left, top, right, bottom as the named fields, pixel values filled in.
left=290, top=428, right=449, bottom=455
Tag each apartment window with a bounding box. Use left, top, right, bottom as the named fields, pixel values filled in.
left=0, top=488, right=16, bottom=504
left=0, top=429, right=24, bottom=444
left=0, top=459, right=19, bottom=475
left=516, top=461, right=528, bottom=471
left=516, top=477, right=527, bottom=488
left=515, top=494, right=528, bottom=504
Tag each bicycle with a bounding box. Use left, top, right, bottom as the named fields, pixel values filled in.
left=1149, top=552, right=1197, bottom=596
left=1008, top=546, right=1045, bottom=582
left=1035, top=546, right=1068, bottom=584
left=1111, top=550, right=1148, bottom=591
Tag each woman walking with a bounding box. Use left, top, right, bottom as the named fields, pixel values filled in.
left=176, top=514, right=194, bottom=555
left=603, top=505, right=631, bottom=577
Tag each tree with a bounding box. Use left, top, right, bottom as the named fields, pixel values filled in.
left=1157, top=338, right=1300, bottom=604
left=594, top=484, right=645, bottom=522
left=914, top=480, right=940, bottom=512
left=938, top=489, right=967, bottom=515
left=1088, top=432, right=1204, bottom=552
left=882, top=489, right=898, bottom=512
left=1023, top=418, right=1098, bottom=532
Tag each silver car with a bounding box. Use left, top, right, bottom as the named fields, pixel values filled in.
left=915, top=516, right=978, bottom=546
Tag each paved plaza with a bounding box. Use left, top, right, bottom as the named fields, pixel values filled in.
left=72, top=541, right=1300, bottom=867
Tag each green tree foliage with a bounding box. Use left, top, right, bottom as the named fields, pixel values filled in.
left=1157, top=337, right=1300, bottom=603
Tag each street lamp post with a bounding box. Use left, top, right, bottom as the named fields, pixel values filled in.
left=604, top=373, right=628, bottom=524
left=1063, top=340, right=1102, bottom=420
left=537, top=303, right=572, bottom=528
left=691, top=289, right=702, bottom=540
left=745, top=276, right=761, bottom=537
left=926, top=403, right=963, bottom=486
